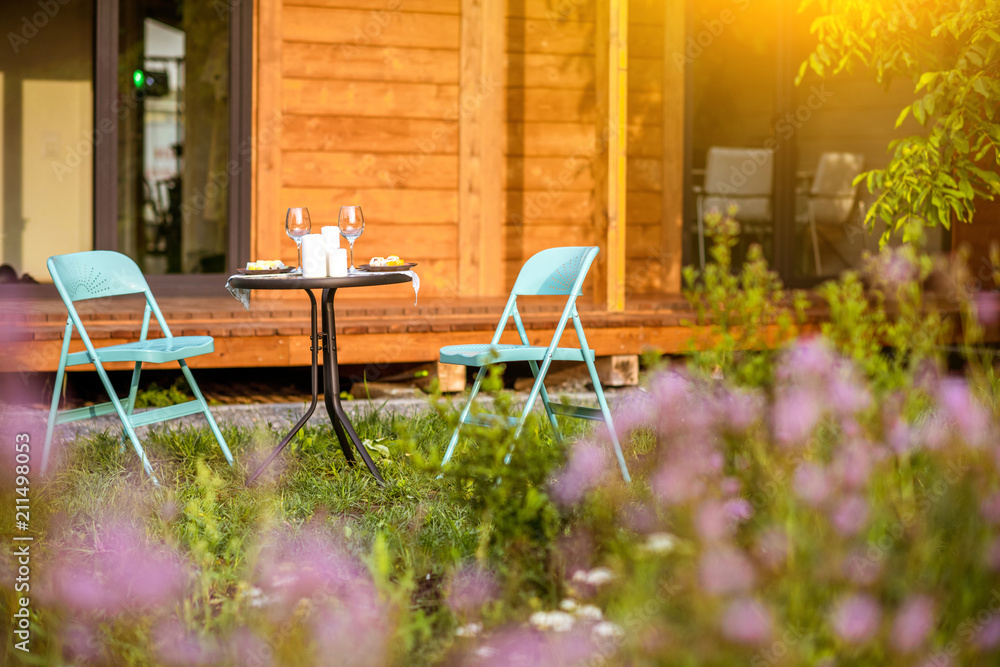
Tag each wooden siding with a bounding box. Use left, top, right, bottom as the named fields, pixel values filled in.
left=269, top=0, right=463, bottom=300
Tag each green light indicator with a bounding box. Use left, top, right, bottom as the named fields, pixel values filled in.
left=133, top=69, right=144, bottom=88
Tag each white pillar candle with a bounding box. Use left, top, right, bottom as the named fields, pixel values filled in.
left=301, top=234, right=327, bottom=278
left=328, top=247, right=349, bottom=277
left=321, top=225, right=341, bottom=249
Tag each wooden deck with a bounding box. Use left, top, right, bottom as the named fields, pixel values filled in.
left=3, top=291, right=772, bottom=374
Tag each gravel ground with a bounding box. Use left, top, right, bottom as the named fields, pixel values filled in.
left=2, top=389, right=638, bottom=443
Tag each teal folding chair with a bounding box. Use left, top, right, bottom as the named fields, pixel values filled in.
left=439, top=246, right=630, bottom=482
left=42, top=251, right=235, bottom=482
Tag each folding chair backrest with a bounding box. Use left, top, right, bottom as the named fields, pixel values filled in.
left=510, top=246, right=599, bottom=297
left=811, top=152, right=864, bottom=197
left=48, top=251, right=150, bottom=303
left=704, top=147, right=774, bottom=197
left=810, top=152, right=865, bottom=225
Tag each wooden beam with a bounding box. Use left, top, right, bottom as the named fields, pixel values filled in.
left=662, top=0, right=685, bottom=292
left=254, top=0, right=282, bottom=263
left=458, top=0, right=505, bottom=297
left=594, top=0, right=628, bottom=311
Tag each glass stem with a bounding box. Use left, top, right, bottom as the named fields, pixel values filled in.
left=348, top=238, right=356, bottom=272
left=296, top=240, right=303, bottom=271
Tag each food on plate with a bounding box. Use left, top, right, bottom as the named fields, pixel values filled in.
left=246, top=260, right=286, bottom=271
left=369, top=256, right=405, bottom=267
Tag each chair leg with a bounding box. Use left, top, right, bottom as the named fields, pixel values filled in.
left=441, top=366, right=486, bottom=467
left=697, top=197, right=706, bottom=270
left=583, top=355, right=631, bottom=483
left=91, top=362, right=157, bottom=483
left=529, top=360, right=563, bottom=444
left=179, top=361, right=234, bottom=467
left=121, top=361, right=143, bottom=453
left=506, top=355, right=557, bottom=464
left=809, top=208, right=823, bottom=275
left=42, top=353, right=69, bottom=474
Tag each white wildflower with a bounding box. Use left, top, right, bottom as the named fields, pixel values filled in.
left=643, top=532, right=678, bottom=554
left=560, top=599, right=578, bottom=612
left=530, top=610, right=575, bottom=632
left=575, top=604, right=603, bottom=622
left=592, top=621, right=625, bottom=642
left=572, top=567, right=616, bottom=587
left=474, top=645, right=497, bottom=659
left=455, top=622, right=482, bottom=638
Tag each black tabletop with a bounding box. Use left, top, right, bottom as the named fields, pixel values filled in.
left=228, top=272, right=411, bottom=290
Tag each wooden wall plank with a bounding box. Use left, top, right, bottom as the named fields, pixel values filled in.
left=255, top=0, right=284, bottom=264
left=458, top=0, right=506, bottom=297
left=283, top=6, right=460, bottom=48
left=285, top=0, right=460, bottom=14
left=506, top=190, right=595, bottom=223
left=283, top=43, right=459, bottom=84
left=506, top=19, right=595, bottom=55
left=283, top=151, right=457, bottom=189
left=280, top=187, right=458, bottom=223
left=507, top=0, right=596, bottom=21
left=282, top=116, right=458, bottom=153
left=506, top=156, right=595, bottom=190
left=282, top=79, right=459, bottom=118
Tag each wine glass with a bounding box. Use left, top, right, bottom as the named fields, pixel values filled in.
left=285, top=207, right=312, bottom=272
left=338, top=205, right=364, bottom=273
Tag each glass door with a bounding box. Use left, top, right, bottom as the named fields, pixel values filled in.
left=116, top=0, right=231, bottom=275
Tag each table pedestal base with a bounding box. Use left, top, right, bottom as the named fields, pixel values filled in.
left=246, top=288, right=386, bottom=486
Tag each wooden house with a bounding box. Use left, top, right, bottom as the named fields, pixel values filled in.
left=0, top=0, right=991, bottom=380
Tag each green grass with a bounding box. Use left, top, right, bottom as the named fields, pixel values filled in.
left=4, top=401, right=596, bottom=665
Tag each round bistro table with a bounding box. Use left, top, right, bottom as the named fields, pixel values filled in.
left=228, top=272, right=413, bottom=486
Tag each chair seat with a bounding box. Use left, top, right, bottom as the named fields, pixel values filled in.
left=66, top=336, right=215, bottom=365
left=440, top=343, right=594, bottom=366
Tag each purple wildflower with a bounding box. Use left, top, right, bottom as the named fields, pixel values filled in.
left=41, top=520, right=187, bottom=615
left=754, top=528, right=789, bottom=571
left=154, top=621, right=218, bottom=666
left=842, top=548, right=883, bottom=587
left=937, top=378, right=991, bottom=446
left=652, top=463, right=705, bottom=506
left=832, top=440, right=874, bottom=490
left=695, top=501, right=732, bottom=543
left=831, top=495, right=870, bottom=537
left=976, top=617, right=1000, bottom=650
left=699, top=546, right=756, bottom=595
left=552, top=441, right=608, bottom=506
left=447, top=566, right=499, bottom=617
left=225, top=628, right=275, bottom=667
left=465, top=625, right=599, bottom=666
left=793, top=463, right=832, bottom=507
left=312, top=587, right=393, bottom=667
left=255, top=526, right=365, bottom=614
left=890, top=595, right=935, bottom=653
left=721, top=477, right=742, bottom=496
left=986, top=537, right=1000, bottom=572
left=720, top=598, right=773, bottom=646
left=831, top=593, right=882, bottom=644
left=773, top=391, right=822, bottom=447
left=975, top=291, right=1000, bottom=328
left=981, top=492, right=1000, bottom=525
